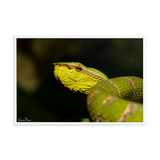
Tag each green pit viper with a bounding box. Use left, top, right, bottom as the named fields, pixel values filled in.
left=53, top=62, right=143, bottom=122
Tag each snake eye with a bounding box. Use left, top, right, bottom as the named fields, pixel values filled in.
left=75, top=64, right=82, bottom=71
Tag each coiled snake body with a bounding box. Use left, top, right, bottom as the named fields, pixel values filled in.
left=53, top=62, right=143, bottom=122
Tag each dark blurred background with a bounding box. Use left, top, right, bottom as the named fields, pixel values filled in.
left=17, top=38, right=143, bottom=122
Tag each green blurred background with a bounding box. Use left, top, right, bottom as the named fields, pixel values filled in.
left=17, top=38, right=143, bottom=122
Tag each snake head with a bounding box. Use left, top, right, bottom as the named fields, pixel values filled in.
left=53, top=62, right=108, bottom=95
